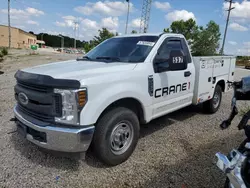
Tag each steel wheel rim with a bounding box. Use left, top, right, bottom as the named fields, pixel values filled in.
left=213, top=91, right=220, bottom=109
left=110, top=121, right=134, bottom=155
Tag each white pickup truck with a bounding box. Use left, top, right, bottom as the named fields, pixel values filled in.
left=13, top=33, right=235, bottom=165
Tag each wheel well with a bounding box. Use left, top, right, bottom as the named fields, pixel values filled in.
left=98, top=98, right=145, bottom=124
left=217, top=80, right=225, bottom=92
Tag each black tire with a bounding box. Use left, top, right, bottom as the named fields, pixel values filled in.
left=203, top=85, right=222, bottom=113
left=224, top=178, right=230, bottom=188
left=92, top=107, right=140, bottom=166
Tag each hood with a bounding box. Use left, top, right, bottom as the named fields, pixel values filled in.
left=22, top=60, right=137, bottom=80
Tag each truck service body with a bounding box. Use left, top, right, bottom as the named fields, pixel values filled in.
left=13, top=33, right=235, bottom=165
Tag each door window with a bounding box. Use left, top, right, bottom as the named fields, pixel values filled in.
left=181, top=39, right=192, bottom=63
left=157, top=40, right=182, bottom=60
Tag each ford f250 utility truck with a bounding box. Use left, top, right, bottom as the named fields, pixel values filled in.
left=13, top=33, right=235, bottom=166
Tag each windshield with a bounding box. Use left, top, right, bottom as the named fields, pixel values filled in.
left=85, top=36, right=159, bottom=63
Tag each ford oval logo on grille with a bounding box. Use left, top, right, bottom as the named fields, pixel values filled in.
left=18, top=92, right=29, bottom=105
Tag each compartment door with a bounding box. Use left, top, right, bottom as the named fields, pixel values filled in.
left=196, top=58, right=214, bottom=104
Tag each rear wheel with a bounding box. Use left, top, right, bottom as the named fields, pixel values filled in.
left=203, top=85, right=222, bottom=113
left=92, top=107, right=140, bottom=166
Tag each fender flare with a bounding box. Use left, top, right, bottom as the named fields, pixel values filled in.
left=80, top=84, right=150, bottom=125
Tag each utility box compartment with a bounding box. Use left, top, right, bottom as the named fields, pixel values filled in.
left=192, top=56, right=236, bottom=105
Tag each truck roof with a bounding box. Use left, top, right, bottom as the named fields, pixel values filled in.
left=114, top=33, right=185, bottom=38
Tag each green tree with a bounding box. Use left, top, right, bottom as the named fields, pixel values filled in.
left=131, top=30, right=137, bottom=34
left=93, top=28, right=115, bottom=45
left=164, top=19, right=199, bottom=42
left=191, top=21, right=221, bottom=56
left=36, top=33, right=85, bottom=48
left=163, top=19, right=221, bottom=56
left=83, top=40, right=96, bottom=53
left=83, top=28, right=116, bottom=53
left=238, top=56, right=250, bottom=61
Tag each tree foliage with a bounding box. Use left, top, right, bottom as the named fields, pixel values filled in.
left=30, top=28, right=116, bottom=53
left=83, top=40, right=96, bottom=53
left=36, top=33, right=85, bottom=48
left=192, top=21, right=221, bottom=56
left=83, top=28, right=116, bottom=53
left=93, top=28, right=116, bottom=45
left=164, top=19, right=199, bottom=42
left=164, top=19, right=221, bottom=56
left=131, top=30, right=138, bottom=34
left=237, top=56, right=250, bottom=61
left=1, top=48, right=8, bottom=56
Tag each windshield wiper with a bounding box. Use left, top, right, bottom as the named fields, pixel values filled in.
left=76, top=56, right=92, bottom=61
left=96, top=56, right=121, bottom=62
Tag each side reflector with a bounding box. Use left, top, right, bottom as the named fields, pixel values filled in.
left=78, top=90, right=87, bottom=107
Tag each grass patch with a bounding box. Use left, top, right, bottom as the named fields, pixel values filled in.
left=16, top=53, right=41, bottom=58
left=1, top=48, right=8, bottom=56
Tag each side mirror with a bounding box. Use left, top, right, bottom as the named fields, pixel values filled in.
left=154, top=49, right=187, bottom=73
left=168, top=49, right=187, bottom=71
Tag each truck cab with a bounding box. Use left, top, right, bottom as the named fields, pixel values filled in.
left=13, top=33, right=235, bottom=166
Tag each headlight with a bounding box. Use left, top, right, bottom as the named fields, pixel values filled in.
left=54, top=88, right=87, bottom=125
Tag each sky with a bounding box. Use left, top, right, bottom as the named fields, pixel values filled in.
left=0, top=0, right=250, bottom=55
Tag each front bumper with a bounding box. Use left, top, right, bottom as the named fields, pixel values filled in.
left=13, top=105, right=95, bottom=152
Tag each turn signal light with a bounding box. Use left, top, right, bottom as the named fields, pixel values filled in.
left=78, top=90, right=87, bottom=107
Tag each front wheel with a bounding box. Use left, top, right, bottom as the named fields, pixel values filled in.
left=203, top=85, right=222, bottom=113
left=92, top=107, right=140, bottom=166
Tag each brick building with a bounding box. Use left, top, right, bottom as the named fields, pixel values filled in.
left=0, top=25, right=37, bottom=48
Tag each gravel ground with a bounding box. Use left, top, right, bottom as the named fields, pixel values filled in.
left=0, top=51, right=250, bottom=188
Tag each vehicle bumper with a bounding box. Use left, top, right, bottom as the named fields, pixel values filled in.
left=13, top=105, right=95, bottom=152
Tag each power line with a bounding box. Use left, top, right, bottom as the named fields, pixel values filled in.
left=13, top=0, right=31, bottom=8
left=220, top=0, right=235, bottom=55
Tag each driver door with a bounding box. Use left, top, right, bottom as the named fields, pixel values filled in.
left=152, top=37, right=195, bottom=119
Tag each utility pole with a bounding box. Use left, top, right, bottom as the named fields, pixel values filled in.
left=73, top=22, right=77, bottom=49
left=220, top=0, right=235, bottom=55
left=41, top=33, right=45, bottom=41
left=73, top=20, right=79, bottom=49
left=59, top=35, right=64, bottom=52
left=8, top=0, right=11, bottom=49
left=125, top=0, right=130, bottom=34
left=77, top=21, right=80, bottom=46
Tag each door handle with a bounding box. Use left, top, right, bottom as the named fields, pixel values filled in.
left=184, top=71, right=192, bottom=77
